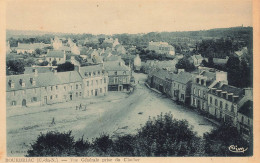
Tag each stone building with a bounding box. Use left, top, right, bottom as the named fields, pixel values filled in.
left=148, top=41, right=175, bottom=55
left=133, top=54, right=142, bottom=71
left=6, top=70, right=83, bottom=108
left=207, top=82, right=248, bottom=126
left=103, top=61, right=131, bottom=91
left=78, top=65, right=108, bottom=97
left=45, top=50, right=66, bottom=65
left=190, top=68, right=228, bottom=112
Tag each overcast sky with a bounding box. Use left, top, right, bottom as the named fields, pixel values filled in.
left=6, top=0, right=252, bottom=34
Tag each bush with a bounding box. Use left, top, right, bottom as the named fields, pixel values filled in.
left=27, top=131, right=75, bottom=156
left=91, top=133, right=113, bottom=154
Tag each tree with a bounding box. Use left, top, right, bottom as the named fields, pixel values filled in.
left=39, top=61, right=49, bottom=66
left=226, top=57, right=241, bottom=87
left=57, top=62, right=75, bottom=72
left=175, top=57, right=195, bottom=72
left=52, top=60, right=57, bottom=66
left=204, top=123, right=252, bottom=156
left=6, top=59, right=25, bottom=75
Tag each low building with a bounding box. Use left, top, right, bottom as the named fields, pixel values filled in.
left=16, top=43, right=47, bottom=54
left=6, top=70, right=83, bottom=108
left=46, top=50, right=66, bottom=65
left=191, top=54, right=204, bottom=66
left=148, top=41, right=175, bottom=55
left=104, top=61, right=131, bottom=91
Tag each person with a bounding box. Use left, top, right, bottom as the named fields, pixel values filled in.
left=51, top=117, right=55, bottom=125
left=79, top=104, right=82, bottom=110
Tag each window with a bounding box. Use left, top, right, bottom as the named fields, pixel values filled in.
left=89, top=72, right=91, bottom=76
left=220, top=101, right=223, bottom=109
left=91, top=80, right=93, bottom=86
left=11, top=101, right=16, bottom=106
left=114, top=71, right=117, bottom=75
left=51, top=86, right=53, bottom=91
left=64, top=86, right=66, bottom=91
left=87, top=81, right=89, bottom=86
left=225, top=104, right=228, bottom=110
left=50, top=95, right=53, bottom=100
left=100, top=88, right=102, bottom=93
left=241, top=116, right=244, bottom=123
left=100, top=79, right=102, bottom=84
left=198, top=89, right=201, bottom=97
left=76, top=84, right=78, bottom=89
left=79, top=92, right=82, bottom=96
left=182, top=85, right=184, bottom=90
left=193, top=88, right=196, bottom=94
left=181, top=94, right=184, bottom=99
left=196, top=78, right=199, bottom=83
left=203, top=91, right=206, bottom=98
left=215, top=99, right=218, bottom=106
left=93, top=72, right=96, bottom=76
left=201, top=80, right=204, bottom=85
left=91, top=90, right=93, bottom=95
left=104, top=78, right=106, bottom=83
left=85, top=72, right=88, bottom=76
left=31, top=97, right=37, bottom=102
left=76, top=92, right=78, bottom=97
left=231, top=105, right=234, bottom=112
left=98, top=71, right=100, bottom=75
left=96, top=80, right=98, bottom=85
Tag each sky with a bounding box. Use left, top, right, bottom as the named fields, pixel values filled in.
left=6, top=0, right=252, bottom=34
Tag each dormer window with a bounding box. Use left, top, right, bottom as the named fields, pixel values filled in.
left=9, top=80, right=15, bottom=88
left=20, top=79, right=25, bottom=87
left=93, top=72, right=96, bottom=76
left=196, top=78, right=199, bottom=84
left=30, top=78, right=36, bottom=86
left=84, top=72, right=88, bottom=76
left=201, top=79, right=204, bottom=85
left=98, top=71, right=100, bottom=75
left=89, top=72, right=91, bottom=76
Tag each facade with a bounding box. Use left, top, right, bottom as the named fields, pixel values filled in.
left=148, top=41, right=175, bottom=55
left=104, top=61, right=131, bottom=91
left=51, top=37, right=63, bottom=50
left=237, top=100, right=253, bottom=141
left=207, top=82, right=246, bottom=126
left=7, top=64, right=110, bottom=108
left=46, top=50, right=66, bottom=65
left=16, top=43, right=47, bottom=54
left=6, top=70, right=83, bottom=108
left=133, top=54, right=142, bottom=71
left=170, top=72, right=192, bottom=104
left=78, top=65, right=108, bottom=98
left=191, top=54, right=204, bottom=66
left=190, top=68, right=228, bottom=112
left=24, top=66, right=53, bottom=74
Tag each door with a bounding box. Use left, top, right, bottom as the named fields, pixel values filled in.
left=197, top=100, right=200, bottom=109
left=70, top=94, right=72, bottom=100
left=44, top=96, right=47, bottom=104
left=22, top=99, right=26, bottom=106
left=95, top=89, right=98, bottom=96
left=119, top=85, right=123, bottom=91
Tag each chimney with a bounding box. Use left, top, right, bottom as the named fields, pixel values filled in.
left=244, top=88, right=253, bottom=100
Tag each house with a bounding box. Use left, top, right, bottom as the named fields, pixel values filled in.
left=148, top=41, right=175, bottom=55
left=45, top=50, right=66, bottom=65
left=16, top=43, right=47, bottom=54
left=51, top=37, right=63, bottom=50
left=207, top=82, right=247, bottom=126
left=191, top=54, right=204, bottom=66
left=114, top=44, right=126, bottom=55
left=78, top=65, right=108, bottom=97
left=170, top=71, right=193, bottom=104
left=6, top=70, right=83, bottom=108
left=103, top=61, right=131, bottom=91
left=234, top=47, right=248, bottom=60
left=190, top=68, right=228, bottom=113
left=237, top=100, right=253, bottom=141
left=133, top=54, right=142, bottom=71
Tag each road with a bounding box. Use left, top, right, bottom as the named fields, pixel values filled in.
left=7, top=72, right=215, bottom=156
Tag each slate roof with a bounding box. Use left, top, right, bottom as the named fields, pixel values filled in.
left=174, top=72, right=193, bottom=84
left=78, top=65, right=104, bottom=78
left=46, top=50, right=65, bottom=58
left=6, top=71, right=82, bottom=92
left=238, top=100, right=253, bottom=118
left=104, top=61, right=130, bottom=75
